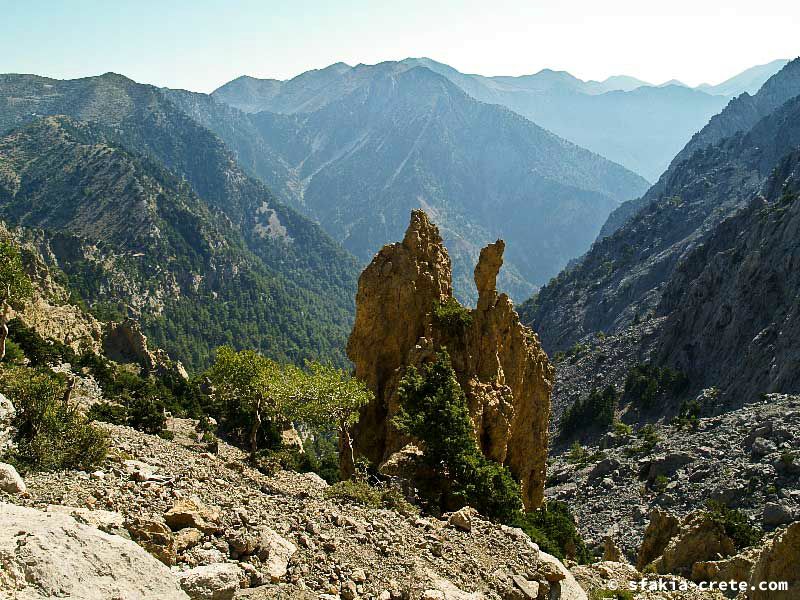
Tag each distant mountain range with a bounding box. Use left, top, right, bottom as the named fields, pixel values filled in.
left=197, top=62, right=651, bottom=301
left=214, top=58, right=788, bottom=182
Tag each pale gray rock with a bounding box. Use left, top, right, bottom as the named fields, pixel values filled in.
left=0, top=462, right=25, bottom=494
left=177, top=562, right=242, bottom=600
left=536, top=551, right=588, bottom=599
left=0, top=503, right=188, bottom=599
left=751, top=437, right=777, bottom=458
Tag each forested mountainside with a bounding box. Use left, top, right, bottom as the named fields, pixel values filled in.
left=0, top=73, right=357, bottom=290
left=0, top=73, right=360, bottom=369
left=519, top=61, right=800, bottom=411
left=213, top=58, right=754, bottom=182
left=190, top=63, right=650, bottom=302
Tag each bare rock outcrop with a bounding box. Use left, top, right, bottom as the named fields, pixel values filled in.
left=348, top=210, right=553, bottom=508
left=104, top=319, right=189, bottom=380
left=748, top=521, right=800, bottom=600
left=0, top=502, right=188, bottom=599
left=637, top=509, right=681, bottom=570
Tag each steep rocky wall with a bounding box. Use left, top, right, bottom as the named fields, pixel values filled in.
left=348, top=210, right=553, bottom=508
left=656, top=152, right=800, bottom=401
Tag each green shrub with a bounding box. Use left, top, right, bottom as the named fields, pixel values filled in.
left=8, top=319, right=204, bottom=421
left=324, top=479, right=417, bottom=516
left=705, top=501, right=763, bottom=549
left=254, top=446, right=313, bottom=476
left=559, top=385, right=618, bottom=439
left=0, top=368, right=108, bottom=472
left=302, top=434, right=340, bottom=484
left=394, top=351, right=522, bottom=521
left=513, top=501, right=591, bottom=563
left=432, top=298, right=473, bottom=336
left=126, top=394, right=166, bottom=434
left=673, top=398, right=701, bottom=430
left=623, top=364, right=689, bottom=411
left=1, top=340, right=26, bottom=365
left=612, top=421, right=633, bottom=436
left=566, top=342, right=590, bottom=363
left=7, top=319, right=77, bottom=367
left=625, top=424, right=661, bottom=456
left=392, top=351, right=589, bottom=560
left=652, top=474, right=669, bottom=492
left=87, top=401, right=129, bottom=425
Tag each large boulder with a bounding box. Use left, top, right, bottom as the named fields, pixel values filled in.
left=0, top=502, right=188, bottom=599
left=748, top=521, right=800, bottom=600
left=0, top=462, right=25, bottom=494
left=164, top=496, right=221, bottom=534
left=646, top=512, right=736, bottom=577
left=177, top=562, right=242, bottom=600
left=256, top=526, right=297, bottom=582
left=347, top=210, right=553, bottom=508
left=643, top=452, right=694, bottom=481
left=637, top=509, right=681, bottom=570
left=126, top=515, right=178, bottom=565
left=535, top=551, right=588, bottom=599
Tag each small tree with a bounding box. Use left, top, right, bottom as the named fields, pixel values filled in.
left=394, top=350, right=522, bottom=521
left=295, top=362, right=373, bottom=479
left=206, top=346, right=293, bottom=457
left=0, top=241, right=34, bottom=361
left=1, top=368, right=108, bottom=471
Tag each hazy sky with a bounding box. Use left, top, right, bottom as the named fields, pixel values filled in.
left=2, top=0, right=798, bottom=92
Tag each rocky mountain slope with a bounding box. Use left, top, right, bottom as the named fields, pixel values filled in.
left=521, top=59, right=800, bottom=367
left=203, top=63, right=650, bottom=302
left=0, top=74, right=359, bottom=368
left=601, top=58, right=800, bottom=238
left=654, top=153, right=800, bottom=401
left=2, top=420, right=591, bottom=600
left=546, top=394, right=800, bottom=562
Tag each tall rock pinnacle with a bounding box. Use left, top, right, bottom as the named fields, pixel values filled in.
left=347, top=210, right=553, bottom=508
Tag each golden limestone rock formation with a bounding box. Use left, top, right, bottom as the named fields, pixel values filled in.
left=347, top=210, right=553, bottom=508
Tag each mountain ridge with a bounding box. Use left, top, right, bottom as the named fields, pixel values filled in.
left=0, top=74, right=361, bottom=369
left=213, top=58, right=788, bottom=181
left=205, top=63, right=650, bottom=302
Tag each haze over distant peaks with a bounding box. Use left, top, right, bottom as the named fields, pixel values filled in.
left=215, top=57, right=788, bottom=181
left=697, top=58, right=790, bottom=96
left=207, top=61, right=650, bottom=301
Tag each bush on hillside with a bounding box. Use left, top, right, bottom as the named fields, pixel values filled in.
left=432, top=298, right=473, bottom=336
left=513, top=501, right=591, bottom=563
left=559, top=385, right=618, bottom=439
left=623, top=363, right=689, bottom=411
left=394, top=351, right=522, bottom=521
left=0, top=367, right=108, bottom=472
left=705, top=500, right=763, bottom=550
left=324, top=479, right=417, bottom=516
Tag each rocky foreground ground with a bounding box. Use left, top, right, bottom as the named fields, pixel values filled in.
left=0, top=417, right=745, bottom=600
left=547, top=394, right=800, bottom=559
